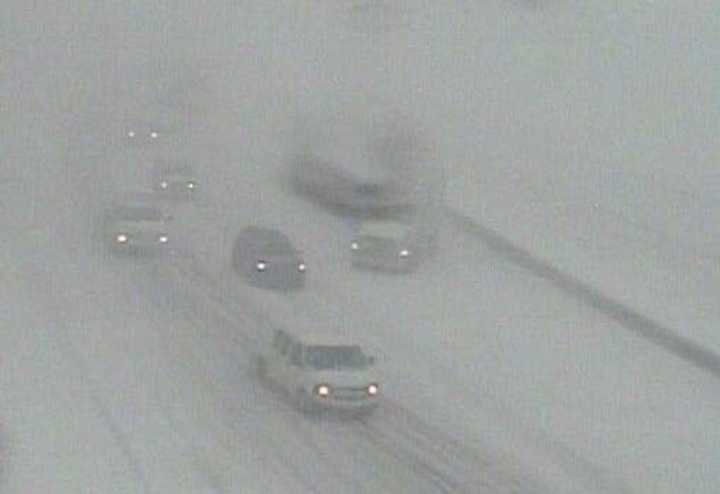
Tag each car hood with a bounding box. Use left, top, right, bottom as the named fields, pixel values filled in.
left=111, top=220, right=168, bottom=232
left=161, top=175, right=195, bottom=183
left=305, top=368, right=378, bottom=388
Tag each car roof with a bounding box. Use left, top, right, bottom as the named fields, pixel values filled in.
left=357, top=220, right=414, bottom=239
left=153, top=159, right=194, bottom=175
left=305, top=153, right=390, bottom=185
left=108, top=205, right=165, bottom=220
left=239, top=226, right=298, bottom=253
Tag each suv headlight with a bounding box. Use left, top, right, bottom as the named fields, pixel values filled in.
left=314, top=384, right=331, bottom=397
left=367, top=383, right=379, bottom=396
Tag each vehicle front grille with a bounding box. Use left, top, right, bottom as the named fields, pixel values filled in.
left=332, top=387, right=371, bottom=401
left=129, top=232, right=165, bottom=244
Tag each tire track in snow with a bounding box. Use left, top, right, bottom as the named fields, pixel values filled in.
left=23, top=260, right=152, bottom=493
left=144, top=260, right=356, bottom=494
left=162, top=254, right=510, bottom=493
left=172, top=262, right=399, bottom=493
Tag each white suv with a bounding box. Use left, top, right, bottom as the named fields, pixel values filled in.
left=257, top=329, right=380, bottom=415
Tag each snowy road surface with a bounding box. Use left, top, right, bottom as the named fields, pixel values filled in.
left=3, top=0, right=720, bottom=492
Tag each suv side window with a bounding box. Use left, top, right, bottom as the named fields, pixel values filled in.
left=289, top=343, right=304, bottom=367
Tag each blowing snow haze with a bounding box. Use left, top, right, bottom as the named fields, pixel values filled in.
left=2, top=1, right=720, bottom=493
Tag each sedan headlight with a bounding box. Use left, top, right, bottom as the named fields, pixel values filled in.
left=116, top=233, right=128, bottom=243
left=150, top=131, right=159, bottom=139
left=127, top=130, right=136, bottom=138
left=186, top=181, right=196, bottom=190
left=314, top=384, right=331, bottom=397
left=367, top=383, right=379, bottom=396
left=351, top=242, right=359, bottom=251
left=298, top=263, right=306, bottom=272
left=158, top=235, right=168, bottom=244
left=399, top=249, right=410, bottom=258
left=160, top=181, right=169, bottom=189
left=256, top=261, right=267, bottom=271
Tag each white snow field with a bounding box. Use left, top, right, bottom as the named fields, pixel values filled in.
left=441, top=0, right=720, bottom=358
left=2, top=0, right=720, bottom=493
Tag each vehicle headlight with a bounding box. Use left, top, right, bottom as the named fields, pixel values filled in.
left=160, top=181, right=168, bottom=189
left=158, top=235, right=168, bottom=244
left=351, top=242, right=359, bottom=251
left=256, top=261, right=267, bottom=271
left=127, top=130, right=136, bottom=138
left=116, top=234, right=128, bottom=243
left=399, top=249, right=410, bottom=257
left=187, top=181, right=196, bottom=190
left=298, top=263, right=306, bottom=272
left=150, top=131, right=159, bottom=139
left=314, top=384, right=331, bottom=397
left=367, top=383, right=379, bottom=396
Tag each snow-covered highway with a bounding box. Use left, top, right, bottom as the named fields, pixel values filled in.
left=3, top=0, right=720, bottom=492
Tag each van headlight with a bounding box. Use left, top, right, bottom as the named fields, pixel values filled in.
left=367, top=383, right=379, bottom=396
left=116, top=233, right=128, bottom=243
left=314, top=384, right=331, bottom=397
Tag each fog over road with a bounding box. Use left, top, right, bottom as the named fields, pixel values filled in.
left=2, top=1, right=720, bottom=493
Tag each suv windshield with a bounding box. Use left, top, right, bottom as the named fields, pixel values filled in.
left=305, top=345, right=369, bottom=370
left=262, top=241, right=295, bottom=255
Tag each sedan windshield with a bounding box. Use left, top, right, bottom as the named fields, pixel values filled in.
left=305, top=345, right=369, bottom=370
